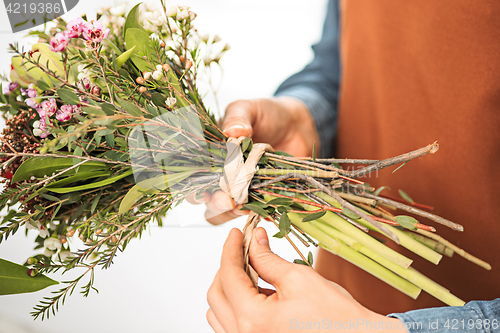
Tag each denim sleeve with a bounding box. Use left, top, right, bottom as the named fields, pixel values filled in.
left=274, top=0, right=340, bottom=158
left=388, top=299, right=500, bottom=333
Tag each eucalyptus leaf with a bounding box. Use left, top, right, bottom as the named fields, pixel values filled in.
left=115, top=46, right=136, bottom=69
left=267, top=198, right=294, bottom=206
left=242, top=203, right=269, bottom=217
left=125, top=28, right=153, bottom=72
left=279, top=213, right=291, bottom=235
left=374, top=186, right=391, bottom=196
left=57, top=87, right=80, bottom=105
left=398, top=189, right=414, bottom=204
left=302, top=210, right=327, bottom=223
left=395, top=215, right=418, bottom=230
left=0, top=258, right=58, bottom=295
left=117, top=98, right=143, bottom=117
left=342, top=207, right=360, bottom=220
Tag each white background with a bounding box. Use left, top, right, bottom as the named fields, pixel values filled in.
left=0, top=1, right=327, bottom=332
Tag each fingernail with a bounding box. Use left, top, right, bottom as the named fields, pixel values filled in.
left=255, top=228, right=269, bottom=246
left=223, top=124, right=245, bottom=134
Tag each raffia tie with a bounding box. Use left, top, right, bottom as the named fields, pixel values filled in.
left=219, top=137, right=274, bottom=288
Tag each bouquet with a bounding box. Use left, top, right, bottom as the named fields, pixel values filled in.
left=0, top=1, right=490, bottom=320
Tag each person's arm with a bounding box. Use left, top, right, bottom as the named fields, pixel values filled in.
left=388, top=299, right=500, bottom=333
left=274, top=0, right=341, bottom=158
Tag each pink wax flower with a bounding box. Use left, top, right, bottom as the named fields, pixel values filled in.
left=56, top=105, right=73, bottom=122
left=66, top=18, right=85, bottom=38
left=26, top=98, right=39, bottom=109
left=77, top=77, right=91, bottom=91
left=82, top=21, right=110, bottom=43
left=49, top=32, right=69, bottom=52
left=3, top=82, right=19, bottom=94
left=40, top=98, right=57, bottom=116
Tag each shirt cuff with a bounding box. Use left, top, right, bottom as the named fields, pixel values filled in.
left=388, top=299, right=500, bottom=333
left=274, top=86, right=337, bottom=158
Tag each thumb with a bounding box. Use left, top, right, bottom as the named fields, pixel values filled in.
left=221, top=100, right=255, bottom=138
left=248, top=227, right=294, bottom=288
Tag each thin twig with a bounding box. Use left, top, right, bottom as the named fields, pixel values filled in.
left=359, top=191, right=463, bottom=232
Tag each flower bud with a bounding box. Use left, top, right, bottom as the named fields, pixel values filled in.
left=144, top=72, right=152, bottom=80
left=185, top=61, right=193, bottom=70
left=179, top=55, right=185, bottom=63
left=91, top=86, right=101, bottom=96
left=160, top=42, right=166, bottom=48
left=142, top=56, right=148, bottom=60
left=138, top=86, right=147, bottom=93
left=162, top=64, right=170, bottom=72
left=136, top=77, right=145, bottom=85
left=67, top=229, right=75, bottom=237
left=95, top=229, right=102, bottom=235
left=110, top=235, right=117, bottom=242
left=28, top=268, right=39, bottom=277
left=26, top=257, right=38, bottom=265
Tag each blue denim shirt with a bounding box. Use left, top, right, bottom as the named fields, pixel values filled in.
left=274, top=1, right=500, bottom=331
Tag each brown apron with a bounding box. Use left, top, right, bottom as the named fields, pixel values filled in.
left=316, top=0, right=500, bottom=314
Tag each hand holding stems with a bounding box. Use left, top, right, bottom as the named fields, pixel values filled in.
left=187, top=97, right=319, bottom=224
left=207, top=227, right=407, bottom=333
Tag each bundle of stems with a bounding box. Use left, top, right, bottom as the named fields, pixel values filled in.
left=0, top=1, right=490, bottom=319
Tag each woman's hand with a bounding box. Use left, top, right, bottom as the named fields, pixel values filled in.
left=206, top=227, right=407, bottom=333
left=186, top=97, right=319, bottom=224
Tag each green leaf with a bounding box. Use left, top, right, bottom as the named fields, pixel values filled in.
left=151, top=92, right=166, bottom=107
left=91, top=191, right=102, bottom=213
left=123, top=3, right=146, bottom=36
left=241, top=137, right=252, bottom=153
left=46, top=171, right=110, bottom=188
left=293, top=259, right=309, bottom=266
left=392, top=161, right=408, bottom=174
left=279, top=213, right=291, bottom=235
left=398, top=189, right=414, bottom=204
left=242, top=203, right=269, bottom=217
left=119, top=171, right=197, bottom=214
left=57, top=87, right=80, bottom=105
left=117, top=98, right=143, bottom=116
left=267, top=197, right=294, bottom=206
left=395, top=215, right=418, bottom=231
left=36, top=79, right=50, bottom=92
left=302, top=210, right=327, bottom=222
left=0, top=258, right=58, bottom=295
left=312, top=143, right=316, bottom=163
left=115, top=45, right=136, bottom=69
left=272, top=231, right=285, bottom=239
left=374, top=186, right=391, bottom=196
left=342, top=207, right=360, bottom=220
left=47, top=169, right=133, bottom=193
left=82, top=106, right=106, bottom=115
left=100, top=103, right=116, bottom=115
left=307, top=251, right=314, bottom=266
left=125, top=28, right=153, bottom=72
left=12, top=157, right=107, bottom=183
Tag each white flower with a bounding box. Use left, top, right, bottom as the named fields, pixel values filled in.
left=165, top=97, right=177, bottom=107
left=44, top=237, right=62, bottom=251
left=213, top=34, right=221, bottom=43
left=26, top=221, right=50, bottom=238
left=58, top=251, right=73, bottom=262
left=39, top=228, right=50, bottom=238
left=48, top=221, right=56, bottom=230
left=116, top=16, right=126, bottom=27
left=152, top=70, right=162, bottom=80
left=33, top=128, right=42, bottom=137
left=176, top=9, right=189, bottom=20
left=110, top=3, right=127, bottom=16
left=144, top=72, right=152, bottom=80
left=156, top=64, right=163, bottom=72
left=189, top=11, right=197, bottom=21
left=77, top=64, right=86, bottom=72
left=33, top=120, right=40, bottom=129
left=44, top=248, right=55, bottom=257
left=200, top=34, right=209, bottom=42
left=166, top=5, right=179, bottom=17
